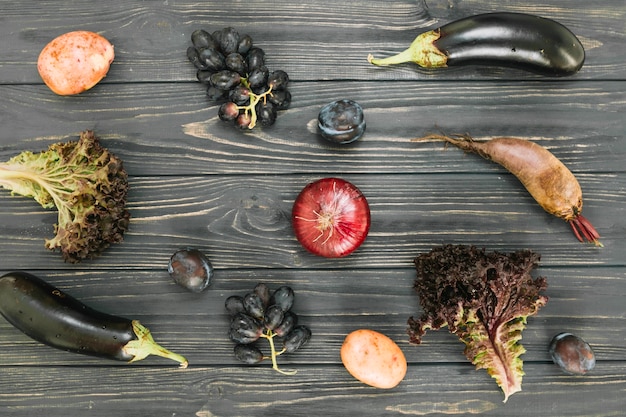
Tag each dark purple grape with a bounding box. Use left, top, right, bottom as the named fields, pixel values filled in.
left=191, top=29, right=218, bottom=50
left=270, top=286, right=294, bottom=312
left=218, top=102, right=240, bottom=122
left=247, top=66, right=269, bottom=90
left=225, top=53, right=247, bottom=76
left=218, top=27, right=240, bottom=55
left=318, top=99, right=366, bottom=144
left=228, top=85, right=250, bottom=106
left=167, top=248, right=213, bottom=293
left=256, top=101, right=277, bottom=127
left=243, top=293, right=265, bottom=319
left=210, top=70, right=241, bottom=91
left=267, top=70, right=289, bottom=91
left=225, top=295, right=246, bottom=316
left=199, top=48, right=225, bottom=72
left=263, top=305, right=284, bottom=331
left=230, top=312, right=263, bottom=343
left=283, top=325, right=311, bottom=353
left=234, top=344, right=264, bottom=364
left=268, top=89, right=291, bottom=110
left=549, top=333, right=596, bottom=375
left=187, top=46, right=207, bottom=70
left=229, top=329, right=259, bottom=345
left=273, top=311, right=298, bottom=337
left=246, top=47, right=265, bottom=71
left=235, top=112, right=252, bottom=129
left=237, top=34, right=253, bottom=55
left=253, top=283, right=271, bottom=307
left=197, top=69, right=213, bottom=84
left=206, top=85, right=227, bottom=101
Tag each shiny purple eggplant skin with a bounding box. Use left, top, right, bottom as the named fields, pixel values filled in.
left=435, top=13, right=585, bottom=76
left=369, top=12, right=585, bottom=76
left=0, top=271, right=188, bottom=367
left=0, top=271, right=136, bottom=360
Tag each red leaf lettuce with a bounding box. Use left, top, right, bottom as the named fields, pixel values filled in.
left=407, top=245, right=548, bottom=402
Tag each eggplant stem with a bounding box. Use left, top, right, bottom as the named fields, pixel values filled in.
left=368, top=30, right=448, bottom=68
left=123, top=320, right=189, bottom=368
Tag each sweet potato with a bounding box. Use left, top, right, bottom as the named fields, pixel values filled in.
left=37, top=31, right=114, bottom=95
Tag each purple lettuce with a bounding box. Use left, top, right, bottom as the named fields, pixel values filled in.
left=407, top=245, right=548, bottom=402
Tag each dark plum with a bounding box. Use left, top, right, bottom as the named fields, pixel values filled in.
left=549, top=333, right=596, bottom=375
left=318, top=99, right=366, bottom=144
left=167, top=248, right=213, bottom=292
left=283, top=325, right=312, bottom=353
left=234, top=344, right=264, bottom=364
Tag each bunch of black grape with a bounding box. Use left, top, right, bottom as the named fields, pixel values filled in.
left=186, top=27, right=291, bottom=129
left=225, top=283, right=311, bottom=375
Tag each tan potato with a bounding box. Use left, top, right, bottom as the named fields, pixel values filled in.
left=37, top=31, right=114, bottom=95
left=341, top=329, right=407, bottom=389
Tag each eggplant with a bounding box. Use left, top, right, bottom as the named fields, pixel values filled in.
left=368, top=12, right=585, bottom=76
left=0, top=271, right=188, bottom=367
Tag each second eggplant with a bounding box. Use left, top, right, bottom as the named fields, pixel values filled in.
left=368, top=12, right=585, bottom=76
left=0, top=271, right=188, bottom=367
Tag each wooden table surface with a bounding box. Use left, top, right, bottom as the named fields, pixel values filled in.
left=1, top=1, right=624, bottom=416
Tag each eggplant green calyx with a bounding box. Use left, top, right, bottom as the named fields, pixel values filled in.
left=123, top=320, right=189, bottom=368
left=368, top=30, right=447, bottom=68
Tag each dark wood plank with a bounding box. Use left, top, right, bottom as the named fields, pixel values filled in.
left=0, top=0, right=623, bottom=83
left=0, top=81, right=623, bottom=176
left=0, top=266, right=622, bottom=366
left=0, top=173, right=623, bottom=270
left=0, top=0, right=624, bottom=415
left=0, top=362, right=624, bottom=417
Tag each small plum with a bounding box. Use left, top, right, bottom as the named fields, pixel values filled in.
left=549, top=332, right=596, bottom=375
left=318, top=99, right=366, bottom=144
left=168, top=248, right=213, bottom=293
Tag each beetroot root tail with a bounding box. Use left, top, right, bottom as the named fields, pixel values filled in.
left=569, top=215, right=603, bottom=247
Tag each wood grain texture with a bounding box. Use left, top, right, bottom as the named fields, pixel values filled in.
left=0, top=0, right=624, bottom=415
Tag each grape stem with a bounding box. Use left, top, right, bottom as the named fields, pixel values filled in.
left=260, top=329, right=297, bottom=375
left=238, top=78, right=274, bottom=129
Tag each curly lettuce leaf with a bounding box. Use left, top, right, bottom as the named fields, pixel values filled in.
left=407, top=245, right=548, bottom=402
